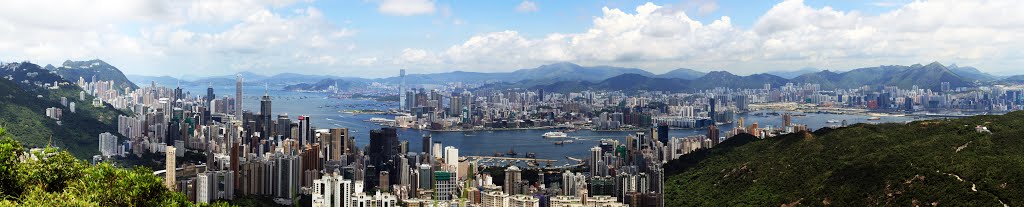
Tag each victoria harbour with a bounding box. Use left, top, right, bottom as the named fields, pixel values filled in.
left=185, top=85, right=926, bottom=166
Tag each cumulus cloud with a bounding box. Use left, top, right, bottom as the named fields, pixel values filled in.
left=400, top=0, right=1024, bottom=74
left=378, top=0, right=437, bottom=16
left=0, top=0, right=354, bottom=76
left=516, top=1, right=539, bottom=13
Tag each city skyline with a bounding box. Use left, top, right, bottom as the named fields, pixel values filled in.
left=1, top=1, right=1023, bottom=206
left=0, top=0, right=1021, bottom=77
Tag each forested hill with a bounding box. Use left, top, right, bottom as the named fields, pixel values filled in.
left=665, top=112, right=1024, bottom=206
left=0, top=62, right=127, bottom=159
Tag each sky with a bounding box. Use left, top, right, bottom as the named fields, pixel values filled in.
left=0, top=0, right=1021, bottom=78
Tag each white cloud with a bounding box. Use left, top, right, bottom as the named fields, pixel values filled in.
left=0, top=0, right=355, bottom=76
left=401, top=0, right=1024, bottom=75
left=378, top=0, right=436, bottom=16
left=516, top=1, right=539, bottom=13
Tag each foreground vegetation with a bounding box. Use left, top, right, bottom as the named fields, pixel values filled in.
left=665, top=111, right=1024, bottom=206
left=0, top=127, right=231, bottom=206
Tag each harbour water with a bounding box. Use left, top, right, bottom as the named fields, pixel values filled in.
left=181, top=85, right=928, bottom=165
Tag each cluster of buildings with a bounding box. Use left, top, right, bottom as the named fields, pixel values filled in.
left=60, top=67, right=1024, bottom=207
left=388, top=75, right=1024, bottom=133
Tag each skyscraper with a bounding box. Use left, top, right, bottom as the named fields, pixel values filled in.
left=656, top=124, right=669, bottom=144
left=206, top=84, right=215, bottom=107
left=504, top=166, right=522, bottom=195
left=165, top=146, right=176, bottom=190
left=590, top=146, right=602, bottom=177
left=399, top=69, right=406, bottom=110
left=709, top=97, right=716, bottom=124
left=708, top=125, right=720, bottom=147
left=235, top=73, right=243, bottom=119
left=369, top=127, right=400, bottom=191
left=260, top=85, right=272, bottom=140
left=421, top=134, right=432, bottom=156
left=298, top=116, right=311, bottom=146
left=328, top=128, right=348, bottom=160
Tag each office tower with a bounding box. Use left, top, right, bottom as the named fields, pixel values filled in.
left=277, top=115, right=291, bottom=140
left=432, top=142, right=443, bottom=159
left=434, top=171, right=455, bottom=201
left=165, top=146, right=176, bottom=190
left=421, top=134, right=432, bottom=156
left=298, top=116, right=311, bottom=146
left=538, top=88, right=544, bottom=102
left=709, top=97, right=716, bottom=123
left=329, top=128, right=348, bottom=160
left=369, top=127, right=400, bottom=191
left=656, top=124, right=669, bottom=144
left=504, top=166, right=521, bottom=195
left=235, top=74, right=243, bottom=119
left=418, top=164, right=433, bottom=190
left=443, top=146, right=459, bottom=176
left=590, top=146, right=602, bottom=177
left=259, top=87, right=272, bottom=140
left=399, top=69, right=406, bottom=110
left=206, top=85, right=215, bottom=107
left=708, top=125, right=720, bottom=147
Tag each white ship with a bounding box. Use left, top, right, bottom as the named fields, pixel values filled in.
left=542, top=131, right=568, bottom=138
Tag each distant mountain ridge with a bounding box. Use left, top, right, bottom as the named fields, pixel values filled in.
left=514, top=62, right=981, bottom=93
left=656, top=68, right=706, bottom=80
left=49, top=59, right=138, bottom=90
left=124, top=61, right=999, bottom=92
left=282, top=78, right=367, bottom=91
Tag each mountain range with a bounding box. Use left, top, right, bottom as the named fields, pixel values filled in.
left=501, top=62, right=985, bottom=93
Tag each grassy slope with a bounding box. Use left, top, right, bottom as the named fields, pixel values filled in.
left=666, top=111, right=1024, bottom=206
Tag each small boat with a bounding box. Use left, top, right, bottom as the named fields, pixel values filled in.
left=542, top=131, right=568, bottom=138
left=554, top=141, right=564, bottom=145
left=506, top=146, right=518, bottom=157
left=867, top=117, right=881, bottom=120
left=826, top=119, right=839, bottom=123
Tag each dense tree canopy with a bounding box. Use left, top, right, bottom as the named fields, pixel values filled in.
left=0, top=127, right=232, bottom=206
left=665, top=111, right=1024, bottom=206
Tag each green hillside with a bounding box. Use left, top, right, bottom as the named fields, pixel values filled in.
left=665, top=112, right=1024, bottom=206
left=0, top=76, right=126, bottom=159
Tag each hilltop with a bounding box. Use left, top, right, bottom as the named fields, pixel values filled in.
left=664, top=111, right=1024, bottom=206
left=48, top=59, right=139, bottom=90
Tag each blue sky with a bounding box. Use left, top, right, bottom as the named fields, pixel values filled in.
left=0, top=0, right=1019, bottom=78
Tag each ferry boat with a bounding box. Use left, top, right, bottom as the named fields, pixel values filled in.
left=542, top=131, right=568, bottom=138
left=826, top=119, right=840, bottom=123
left=867, top=117, right=881, bottom=121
